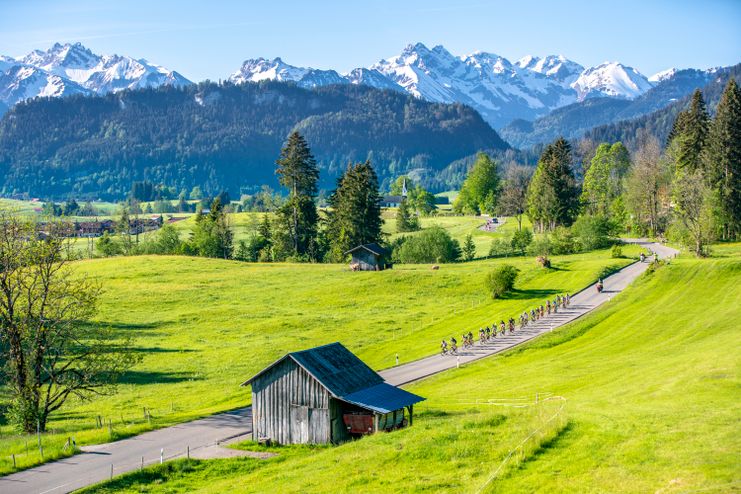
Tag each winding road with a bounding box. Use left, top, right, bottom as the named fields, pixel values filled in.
left=0, top=240, right=678, bottom=494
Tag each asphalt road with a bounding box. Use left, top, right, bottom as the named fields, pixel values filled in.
left=0, top=240, right=677, bottom=494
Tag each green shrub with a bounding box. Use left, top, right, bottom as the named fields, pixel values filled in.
left=572, top=215, right=617, bottom=251
left=510, top=228, right=533, bottom=254
left=484, top=264, right=519, bottom=299
left=393, top=226, right=461, bottom=263
left=527, top=236, right=552, bottom=257
left=611, top=244, right=623, bottom=258
left=488, top=238, right=513, bottom=257
left=550, top=227, right=577, bottom=255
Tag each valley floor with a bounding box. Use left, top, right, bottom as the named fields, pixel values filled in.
left=0, top=248, right=635, bottom=475
left=80, top=246, right=740, bottom=493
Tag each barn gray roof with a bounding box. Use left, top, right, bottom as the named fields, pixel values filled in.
left=242, top=342, right=424, bottom=413
left=344, top=243, right=389, bottom=257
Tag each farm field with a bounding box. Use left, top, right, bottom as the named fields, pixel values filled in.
left=82, top=247, right=741, bottom=493
left=0, top=248, right=633, bottom=474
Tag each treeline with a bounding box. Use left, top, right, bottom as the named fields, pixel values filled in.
left=586, top=64, right=741, bottom=151
left=485, top=79, right=741, bottom=257
left=0, top=81, right=506, bottom=200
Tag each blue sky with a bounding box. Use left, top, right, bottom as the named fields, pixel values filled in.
left=1, top=0, right=739, bottom=81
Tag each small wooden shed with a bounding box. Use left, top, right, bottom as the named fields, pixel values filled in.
left=345, top=243, right=391, bottom=271
left=242, top=342, right=424, bottom=445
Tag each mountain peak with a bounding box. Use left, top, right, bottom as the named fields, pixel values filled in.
left=0, top=41, right=191, bottom=110
left=571, top=61, right=652, bottom=101
left=649, top=67, right=678, bottom=83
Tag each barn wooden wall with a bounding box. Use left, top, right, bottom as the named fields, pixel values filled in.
left=251, top=358, right=333, bottom=444
left=352, top=250, right=379, bottom=271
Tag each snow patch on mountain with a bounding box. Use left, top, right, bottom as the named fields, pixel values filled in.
left=229, top=57, right=347, bottom=89
left=344, top=68, right=402, bottom=91
left=649, top=67, right=678, bottom=83
left=571, top=61, right=653, bottom=101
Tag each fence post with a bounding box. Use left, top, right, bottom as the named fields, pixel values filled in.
left=110, top=463, right=113, bottom=479
left=12, top=454, right=15, bottom=468
left=187, top=445, right=190, bottom=459
left=37, top=420, right=42, bottom=458
left=160, top=448, right=164, bottom=464
left=141, top=456, right=144, bottom=470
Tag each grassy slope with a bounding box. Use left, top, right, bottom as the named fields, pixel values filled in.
left=82, top=250, right=740, bottom=493
left=383, top=211, right=530, bottom=258
left=0, top=249, right=630, bottom=474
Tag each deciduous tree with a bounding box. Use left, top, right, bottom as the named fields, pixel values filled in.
left=0, top=211, right=138, bottom=433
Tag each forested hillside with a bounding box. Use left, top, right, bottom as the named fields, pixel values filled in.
left=0, top=81, right=507, bottom=199
left=586, top=64, right=741, bottom=149
left=500, top=67, right=723, bottom=148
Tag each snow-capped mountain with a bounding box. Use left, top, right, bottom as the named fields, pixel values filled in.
left=0, top=65, right=91, bottom=105
left=344, top=68, right=402, bottom=91
left=0, top=42, right=191, bottom=110
left=370, top=43, right=580, bottom=127
left=649, top=67, right=678, bottom=83
left=230, top=57, right=346, bottom=88
left=227, top=43, right=661, bottom=128
left=2, top=41, right=710, bottom=131
left=515, top=55, right=583, bottom=84
left=571, top=62, right=653, bottom=101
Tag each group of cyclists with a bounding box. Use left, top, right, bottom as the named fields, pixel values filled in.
left=441, top=293, right=572, bottom=355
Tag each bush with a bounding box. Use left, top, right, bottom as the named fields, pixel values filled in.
left=393, top=226, right=461, bottom=264
left=550, top=226, right=577, bottom=255
left=510, top=228, right=533, bottom=254
left=527, top=236, right=552, bottom=257
left=488, top=238, right=513, bottom=258
left=611, top=244, right=623, bottom=258
left=572, top=215, right=617, bottom=251
left=485, top=265, right=519, bottom=298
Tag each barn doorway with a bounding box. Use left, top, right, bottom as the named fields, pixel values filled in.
left=290, top=404, right=329, bottom=444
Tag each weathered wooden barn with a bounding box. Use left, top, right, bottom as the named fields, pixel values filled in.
left=345, top=243, right=391, bottom=271
left=242, top=343, right=424, bottom=444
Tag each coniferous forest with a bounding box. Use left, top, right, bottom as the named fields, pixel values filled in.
left=0, top=81, right=508, bottom=200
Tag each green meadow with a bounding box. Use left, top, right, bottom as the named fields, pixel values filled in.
left=81, top=246, right=741, bottom=493
left=0, top=247, right=632, bottom=474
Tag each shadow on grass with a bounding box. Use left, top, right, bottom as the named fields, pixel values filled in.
left=501, top=288, right=560, bottom=300
left=519, top=420, right=574, bottom=467
left=133, top=347, right=198, bottom=354
left=117, top=371, right=203, bottom=385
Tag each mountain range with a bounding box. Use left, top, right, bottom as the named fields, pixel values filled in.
left=0, top=42, right=719, bottom=131
left=0, top=42, right=190, bottom=111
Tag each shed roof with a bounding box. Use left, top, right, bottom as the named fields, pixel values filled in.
left=340, top=382, right=425, bottom=414
left=344, top=243, right=389, bottom=257
left=242, top=342, right=424, bottom=413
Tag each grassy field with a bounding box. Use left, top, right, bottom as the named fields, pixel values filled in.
left=81, top=247, right=741, bottom=493
left=383, top=210, right=529, bottom=258
left=0, top=249, right=633, bottom=474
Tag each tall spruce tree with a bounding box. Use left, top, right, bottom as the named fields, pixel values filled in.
left=325, top=161, right=384, bottom=262
left=703, top=78, right=741, bottom=240
left=396, top=197, right=419, bottom=233
left=674, top=90, right=710, bottom=172
left=526, top=137, right=580, bottom=232
left=274, top=132, right=320, bottom=258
